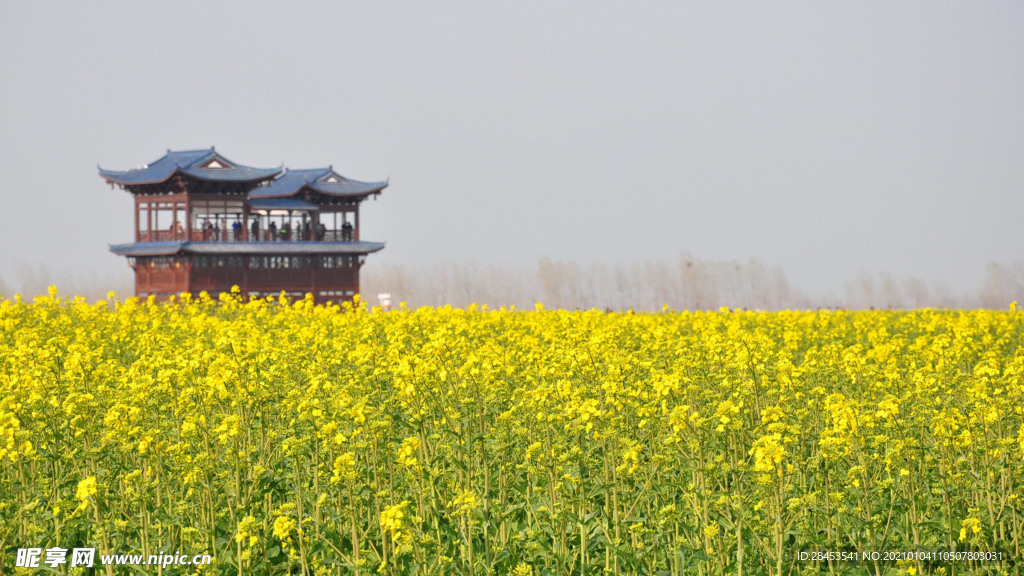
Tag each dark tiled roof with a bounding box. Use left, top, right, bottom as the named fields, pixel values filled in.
left=110, top=241, right=385, bottom=257
left=99, top=148, right=281, bottom=185
left=251, top=168, right=387, bottom=199
left=108, top=241, right=183, bottom=256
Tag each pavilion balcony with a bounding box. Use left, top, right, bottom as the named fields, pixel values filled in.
left=136, top=227, right=359, bottom=243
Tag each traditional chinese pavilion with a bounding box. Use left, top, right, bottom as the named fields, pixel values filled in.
left=101, top=148, right=387, bottom=303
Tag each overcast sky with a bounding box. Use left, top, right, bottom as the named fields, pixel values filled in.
left=1, top=1, right=1021, bottom=296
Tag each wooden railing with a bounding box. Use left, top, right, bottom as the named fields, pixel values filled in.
left=138, top=228, right=358, bottom=243
left=320, top=229, right=356, bottom=242
left=139, top=230, right=187, bottom=242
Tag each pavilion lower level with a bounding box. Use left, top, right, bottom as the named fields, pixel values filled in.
left=115, top=242, right=382, bottom=304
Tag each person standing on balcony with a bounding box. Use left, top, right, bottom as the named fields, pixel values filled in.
left=269, top=221, right=277, bottom=241
left=342, top=220, right=353, bottom=241
left=251, top=218, right=259, bottom=241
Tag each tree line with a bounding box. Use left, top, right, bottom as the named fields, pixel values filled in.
left=3, top=256, right=1022, bottom=310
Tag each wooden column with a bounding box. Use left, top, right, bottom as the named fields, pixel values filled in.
left=242, top=202, right=250, bottom=242
left=172, top=202, right=180, bottom=240
left=310, top=254, right=316, bottom=302
left=185, top=196, right=192, bottom=241
left=354, top=255, right=361, bottom=300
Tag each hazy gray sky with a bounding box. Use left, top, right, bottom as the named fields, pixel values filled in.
left=1, top=2, right=1021, bottom=296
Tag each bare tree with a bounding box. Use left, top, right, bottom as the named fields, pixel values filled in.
left=6, top=257, right=1021, bottom=310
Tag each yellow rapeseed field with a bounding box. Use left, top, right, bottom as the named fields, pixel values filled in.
left=1, top=288, right=1023, bottom=575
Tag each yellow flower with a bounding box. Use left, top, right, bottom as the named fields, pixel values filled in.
left=703, top=524, right=720, bottom=539
left=331, top=452, right=357, bottom=484
left=397, top=436, right=421, bottom=468
left=959, top=516, right=982, bottom=542
left=76, top=476, right=98, bottom=502
left=380, top=501, right=411, bottom=539
left=749, top=433, right=785, bottom=474
left=448, top=489, right=480, bottom=516
left=235, top=515, right=259, bottom=547
left=272, top=515, right=297, bottom=551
